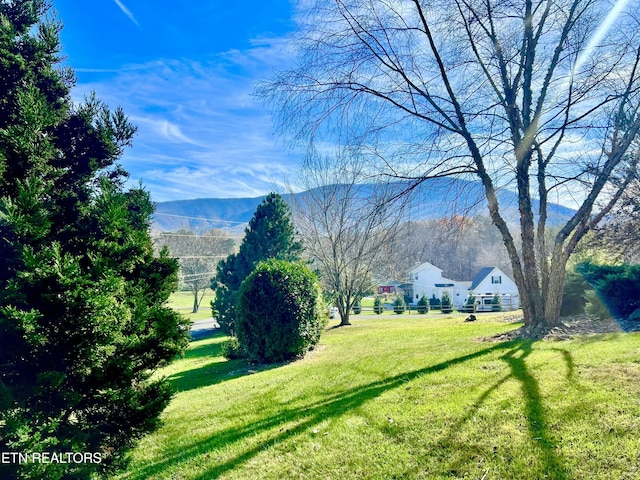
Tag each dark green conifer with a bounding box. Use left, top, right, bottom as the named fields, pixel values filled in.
left=212, top=193, right=302, bottom=334
left=0, top=2, right=190, bottom=478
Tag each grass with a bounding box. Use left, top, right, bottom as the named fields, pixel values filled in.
left=168, top=290, right=215, bottom=321
left=115, top=312, right=640, bottom=480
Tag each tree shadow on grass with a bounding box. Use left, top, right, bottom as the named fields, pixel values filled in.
left=501, top=341, right=569, bottom=480
left=434, top=341, right=573, bottom=479
left=182, top=333, right=225, bottom=360
left=125, top=341, right=518, bottom=480
left=167, top=333, right=289, bottom=393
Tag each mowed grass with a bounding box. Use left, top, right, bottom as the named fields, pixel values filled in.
left=115, top=313, right=640, bottom=480
left=168, top=290, right=215, bottom=321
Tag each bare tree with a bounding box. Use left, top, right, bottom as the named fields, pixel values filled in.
left=262, top=0, right=640, bottom=330
left=593, top=156, right=640, bottom=263
left=292, top=152, right=405, bottom=326
left=154, top=230, right=236, bottom=313
left=385, top=216, right=513, bottom=282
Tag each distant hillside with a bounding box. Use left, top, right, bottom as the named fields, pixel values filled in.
left=152, top=178, right=576, bottom=232
left=152, top=197, right=264, bottom=232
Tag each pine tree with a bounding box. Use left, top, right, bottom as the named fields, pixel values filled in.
left=0, top=2, right=190, bottom=478
left=212, top=193, right=302, bottom=334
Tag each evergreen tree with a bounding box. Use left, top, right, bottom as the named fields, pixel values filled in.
left=212, top=193, right=302, bottom=334
left=0, top=2, right=190, bottom=478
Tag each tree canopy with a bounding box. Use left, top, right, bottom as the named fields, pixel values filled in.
left=212, top=192, right=303, bottom=334
left=262, top=0, right=640, bottom=330
left=0, top=2, right=190, bottom=478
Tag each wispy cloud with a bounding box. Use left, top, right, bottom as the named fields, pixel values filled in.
left=114, top=0, right=140, bottom=27
left=71, top=41, right=301, bottom=202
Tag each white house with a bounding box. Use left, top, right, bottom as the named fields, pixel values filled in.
left=468, top=266, right=520, bottom=310
left=408, top=262, right=520, bottom=310
left=407, top=262, right=472, bottom=309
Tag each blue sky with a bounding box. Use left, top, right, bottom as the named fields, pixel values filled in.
left=54, top=0, right=300, bottom=202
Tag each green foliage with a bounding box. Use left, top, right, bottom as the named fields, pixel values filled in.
left=393, top=296, right=406, bottom=314
left=561, top=270, right=591, bottom=316
left=441, top=293, right=453, bottom=313
left=584, top=290, right=610, bottom=320
left=236, top=260, right=324, bottom=363
left=0, top=4, right=189, bottom=478
left=463, top=295, right=476, bottom=313
left=212, top=193, right=303, bottom=334
left=352, top=301, right=361, bottom=314
left=577, top=262, right=640, bottom=320
left=491, top=293, right=502, bottom=312
left=429, top=296, right=441, bottom=309
left=373, top=295, right=384, bottom=314
left=221, top=337, right=245, bottom=360
left=417, top=295, right=429, bottom=314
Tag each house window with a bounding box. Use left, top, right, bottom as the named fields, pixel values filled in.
left=414, top=275, right=419, bottom=280
left=491, top=276, right=502, bottom=284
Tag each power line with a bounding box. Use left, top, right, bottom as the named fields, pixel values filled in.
left=180, top=271, right=217, bottom=279
left=153, top=212, right=247, bottom=226
left=154, top=233, right=244, bottom=239
left=175, top=255, right=228, bottom=259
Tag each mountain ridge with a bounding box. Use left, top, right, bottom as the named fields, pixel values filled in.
left=152, top=178, right=576, bottom=232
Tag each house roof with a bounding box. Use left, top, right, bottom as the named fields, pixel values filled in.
left=470, top=267, right=496, bottom=290
left=408, top=262, right=442, bottom=275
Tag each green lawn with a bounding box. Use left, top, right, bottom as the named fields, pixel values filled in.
left=168, top=290, right=215, bottom=321
left=115, top=313, right=640, bottom=480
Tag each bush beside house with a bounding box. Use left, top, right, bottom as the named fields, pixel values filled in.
left=393, top=296, right=406, bottom=314
left=441, top=293, right=453, bottom=313
left=373, top=296, right=384, bottom=314
left=417, top=295, right=429, bottom=314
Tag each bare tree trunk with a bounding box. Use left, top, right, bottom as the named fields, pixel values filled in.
left=260, top=0, right=640, bottom=333
left=192, top=289, right=199, bottom=313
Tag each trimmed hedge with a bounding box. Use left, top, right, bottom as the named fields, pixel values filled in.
left=577, top=262, right=640, bottom=320
left=236, top=259, right=325, bottom=363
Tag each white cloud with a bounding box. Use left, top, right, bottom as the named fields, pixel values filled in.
left=113, top=0, right=140, bottom=27
left=70, top=43, right=302, bottom=201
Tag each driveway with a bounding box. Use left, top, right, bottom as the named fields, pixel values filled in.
left=190, top=318, right=219, bottom=340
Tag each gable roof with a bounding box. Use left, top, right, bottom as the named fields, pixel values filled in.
left=408, top=262, right=443, bottom=275
left=470, top=267, right=496, bottom=290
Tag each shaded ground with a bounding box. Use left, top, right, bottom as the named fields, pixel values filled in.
left=485, top=314, right=634, bottom=342
left=190, top=318, right=219, bottom=340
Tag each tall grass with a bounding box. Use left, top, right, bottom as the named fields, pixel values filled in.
left=115, top=313, right=640, bottom=480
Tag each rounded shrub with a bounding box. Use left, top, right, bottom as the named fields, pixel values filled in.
left=417, top=295, right=429, bottom=314
left=352, top=301, right=362, bottom=314
left=236, top=259, right=325, bottom=363
left=441, top=292, right=453, bottom=314
left=373, top=296, right=384, bottom=314
left=221, top=337, right=245, bottom=360
left=393, top=296, right=406, bottom=314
